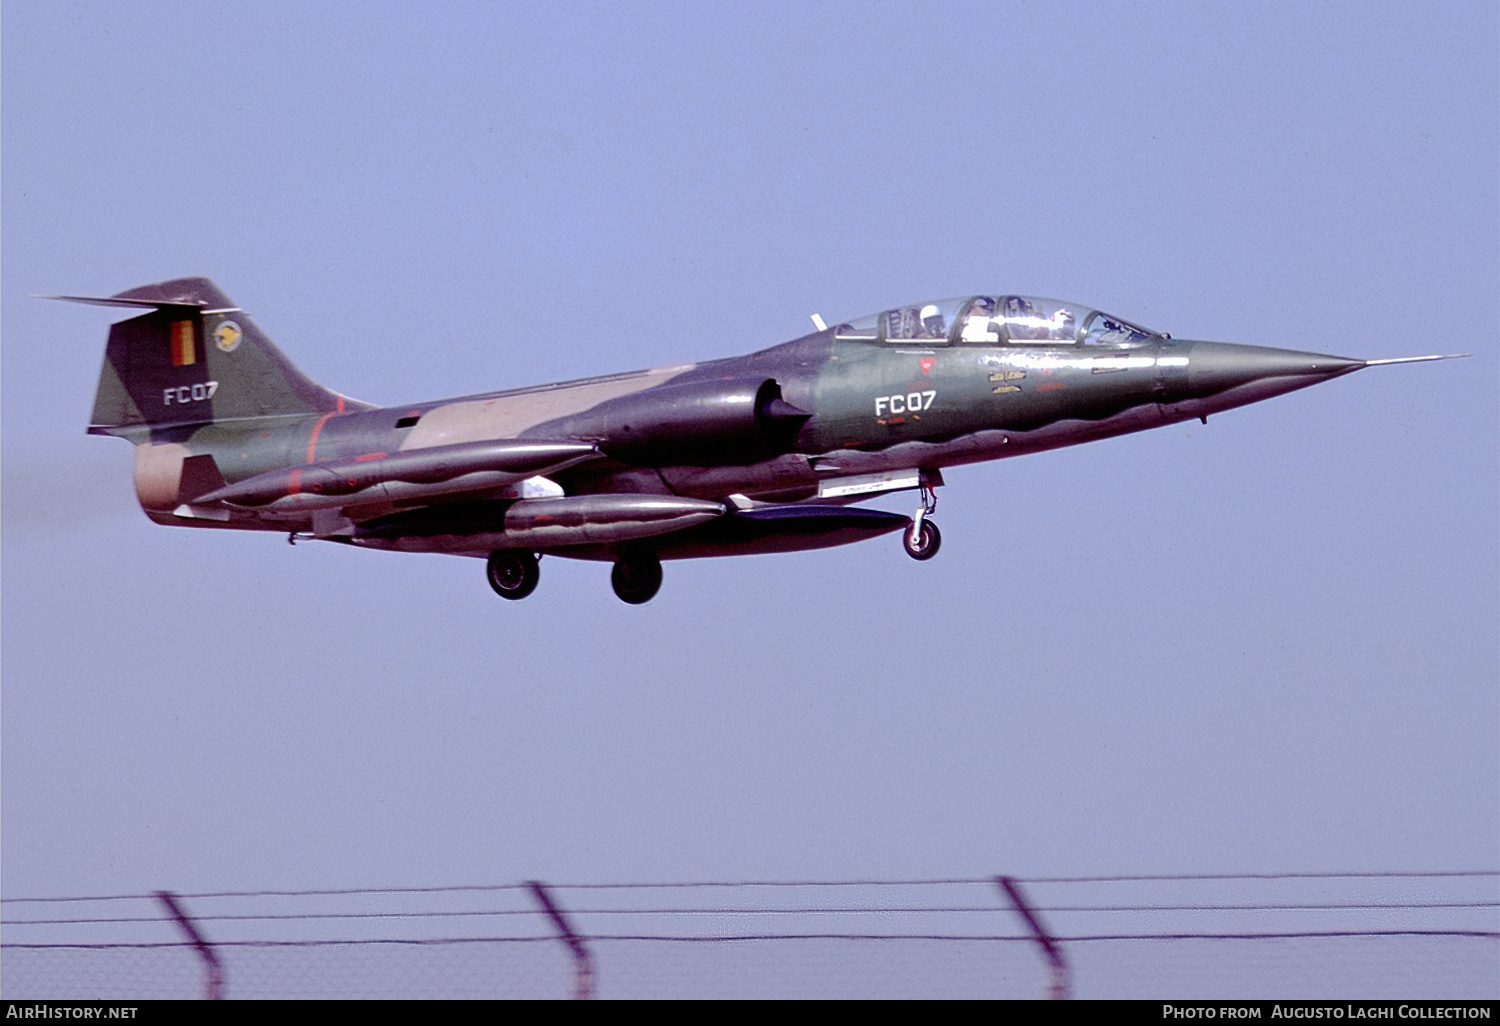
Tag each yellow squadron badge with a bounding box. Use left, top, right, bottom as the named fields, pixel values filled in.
left=214, top=321, right=243, bottom=353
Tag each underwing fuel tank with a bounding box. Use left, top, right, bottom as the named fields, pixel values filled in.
left=349, top=494, right=727, bottom=554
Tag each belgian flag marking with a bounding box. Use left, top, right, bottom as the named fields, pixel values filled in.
left=170, top=320, right=196, bottom=367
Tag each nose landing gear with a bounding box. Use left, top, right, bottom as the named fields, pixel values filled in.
left=903, top=479, right=942, bottom=561
left=904, top=518, right=941, bottom=560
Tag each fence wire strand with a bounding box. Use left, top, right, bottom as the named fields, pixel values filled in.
left=4, top=871, right=1495, bottom=999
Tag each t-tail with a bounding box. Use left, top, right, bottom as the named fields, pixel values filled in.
left=50, top=277, right=366, bottom=440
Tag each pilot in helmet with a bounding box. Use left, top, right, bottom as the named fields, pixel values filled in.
left=920, top=304, right=945, bottom=339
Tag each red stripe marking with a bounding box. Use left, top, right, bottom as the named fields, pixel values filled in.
left=336, top=396, right=346, bottom=414
left=288, top=468, right=303, bottom=497
left=353, top=453, right=388, bottom=463
left=306, top=413, right=336, bottom=463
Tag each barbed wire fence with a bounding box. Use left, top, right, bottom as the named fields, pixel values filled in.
left=3, top=872, right=1496, bottom=999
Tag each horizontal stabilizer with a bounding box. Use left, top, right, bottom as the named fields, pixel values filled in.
left=41, top=294, right=235, bottom=313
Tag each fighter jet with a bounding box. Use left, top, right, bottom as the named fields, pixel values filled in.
left=58, top=278, right=1463, bottom=604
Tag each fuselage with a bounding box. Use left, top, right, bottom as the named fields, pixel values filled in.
left=138, top=328, right=1357, bottom=531
left=78, top=280, right=1425, bottom=602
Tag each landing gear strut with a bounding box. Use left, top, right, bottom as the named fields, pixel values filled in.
left=611, top=553, right=663, bottom=604
left=903, top=479, right=942, bottom=561
left=487, top=550, right=540, bottom=600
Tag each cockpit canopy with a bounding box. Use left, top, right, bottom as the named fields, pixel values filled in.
left=835, top=295, right=1160, bottom=348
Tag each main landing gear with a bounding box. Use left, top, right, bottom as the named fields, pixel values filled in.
left=486, top=550, right=540, bottom=600
left=903, top=480, right=942, bottom=561
left=611, top=553, right=663, bottom=605
left=486, top=550, right=664, bottom=604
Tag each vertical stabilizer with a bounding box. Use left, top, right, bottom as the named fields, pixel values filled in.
left=67, top=277, right=364, bottom=437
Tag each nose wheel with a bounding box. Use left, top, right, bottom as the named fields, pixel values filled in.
left=904, top=518, right=942, bottom=560
left=611, top=554, right=663, bottom=604
left=903, top=478, right=942, bottom=561
left=487, top=550, right=540, bottom=600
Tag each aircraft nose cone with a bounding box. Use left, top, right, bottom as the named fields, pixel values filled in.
left=1184, top=341, right=1363, bottom=398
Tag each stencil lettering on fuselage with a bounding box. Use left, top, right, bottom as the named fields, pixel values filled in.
left=875, top=391, right=936, bottom=418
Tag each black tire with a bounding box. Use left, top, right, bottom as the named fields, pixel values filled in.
left=611, top=555, right=663, bottom=604
left=486, top=550, right=540, bottom=600
left=903, top=519, right=941, bottom=561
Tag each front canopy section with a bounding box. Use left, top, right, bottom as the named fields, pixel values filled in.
left=834, top=295, right=1161, bottom=349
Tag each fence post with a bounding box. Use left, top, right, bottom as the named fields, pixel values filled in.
left=155, top=891, right=224, bottom=1000
left=996, top=876, right=1069, bottom=1000
left=527, top=881, right=594, bottom=999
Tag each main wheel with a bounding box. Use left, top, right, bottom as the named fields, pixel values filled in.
left=903, top=519, right=941, bottom=561
left=611, top=555, right=663, bottom=604
left=486, top=550, right=540, bottom=600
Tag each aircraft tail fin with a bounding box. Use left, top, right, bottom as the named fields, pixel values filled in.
left=56, top=277, right=368, bottom=438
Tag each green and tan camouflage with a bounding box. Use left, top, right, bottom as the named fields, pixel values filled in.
left=63, top=278, right=1463, bottom=603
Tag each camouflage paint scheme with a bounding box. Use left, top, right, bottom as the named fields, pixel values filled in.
left=69, top=278, right=1458, bottom=603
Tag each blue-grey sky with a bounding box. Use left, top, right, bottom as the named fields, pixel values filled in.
left=3, top=0, right=1496, bottom=980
